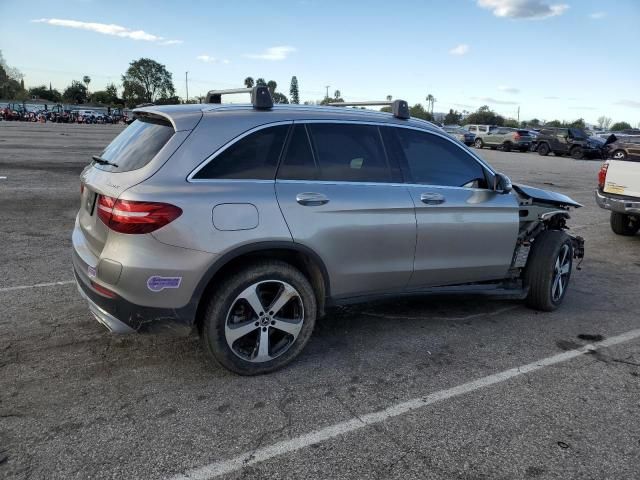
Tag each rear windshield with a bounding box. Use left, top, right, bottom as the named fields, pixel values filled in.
left=95, top=117, right=174, bottom=172
left=517, top=130, right=531, bottom=135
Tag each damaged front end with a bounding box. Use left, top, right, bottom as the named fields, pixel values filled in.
left=509, top=184, right=585, bottom=275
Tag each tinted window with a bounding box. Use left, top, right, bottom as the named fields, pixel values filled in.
left=194, top=125, right=289, bottom=180
left=394, top=128, right=488, bottom=188
left=98, top=117, right=174, bottom=172
left=307, top=124, right=391, bottom=182
left=277, top=125, right=318, bottom=180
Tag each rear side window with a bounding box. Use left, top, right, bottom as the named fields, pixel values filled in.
left=307, top=123, right=391, bottom=182
left=392, top=128, right=488, bottom=188
left=97, top=117, right=174, bottom=172
left=194, top=125, right=289, bottom=180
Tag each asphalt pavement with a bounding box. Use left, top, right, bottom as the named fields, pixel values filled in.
left=1, top=122, right=638, bottom=480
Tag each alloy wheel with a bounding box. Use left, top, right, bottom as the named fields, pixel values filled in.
left=551, top=244, right=571, bottom=302
left=225, top=280, right=304, bottom=363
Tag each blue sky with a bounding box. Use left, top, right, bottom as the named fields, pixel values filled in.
left=1, top=0, right=639, bottom=124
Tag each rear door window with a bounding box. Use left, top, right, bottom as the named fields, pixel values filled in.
left=193, top=124, right=289, bottom=180
left=97, top=117, right=174, bottom=172
left=391, top=128, right=488, bottom=188
left=277, top=125, right=318, bottom=180
left=306, top=123, right=392, bottom=183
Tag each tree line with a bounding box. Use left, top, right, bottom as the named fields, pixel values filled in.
left=2, top=50, right=636, bottom=130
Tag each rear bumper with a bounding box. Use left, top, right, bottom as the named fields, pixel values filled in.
left=73, top=251, right=196, bottom=335
left=595, top=190, right=640, bottom=215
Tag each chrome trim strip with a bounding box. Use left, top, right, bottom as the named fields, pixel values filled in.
left=187, top=119, right=495, bottom=183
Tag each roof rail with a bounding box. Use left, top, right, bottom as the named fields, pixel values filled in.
left=327, top=99, right=410, bottom=120
left=205, top=85, right=273, bottom=109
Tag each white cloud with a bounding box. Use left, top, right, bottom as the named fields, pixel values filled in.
left=498, top=85, right=520, bottom=93
left=615, top=99, right=640, bottom=109
left=31, top=18, right=181, bottom=44
left=449, top=44, right=470, bottom=55
left=472, top=96, right=518, bottom=105
left=477, top=0, right=568, bottom=19
left=196, top=55, right=230, bottom=65
left=589, top=11, right=606, bottom=19
left=197, top=55, right=216, bottom=63
left=245, top=46, right=296, bottom=61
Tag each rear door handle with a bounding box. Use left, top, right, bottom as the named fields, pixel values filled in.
left=296, top=192, right=329, bottom=206
left=420, top=192, right=446, bottom=205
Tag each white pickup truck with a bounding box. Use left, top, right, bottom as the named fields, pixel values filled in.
left=596, top=154, right=640, bottom=235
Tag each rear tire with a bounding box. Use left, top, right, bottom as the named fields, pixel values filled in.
left=524, top=231, right=573, bottom=312
left=610, top=212, right=640, bottom=236
left=200, top=260, right=317, bottom=375
left=474, top=138, right=483, bottom=149
left=503, top=142, right=512, bottom=152
left=537, top=143, right=550, bottom=156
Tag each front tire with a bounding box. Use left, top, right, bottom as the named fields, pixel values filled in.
left=201, top=261, right=317, bottom=375
left=610, top=212, right=639, bottom=236
left=474, top=138, right=483, bottom=149
left=524, top=231, right=573, bottom=311
left=570, top=146, right=584, bottom=160
left=612, top=150, right=627, bottom=160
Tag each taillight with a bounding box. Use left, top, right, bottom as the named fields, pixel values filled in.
left=514, top=132, right=521, bottom=140
left=97, top=195, right=182, bottom=234
left=598, top=162, right=609, bottom=190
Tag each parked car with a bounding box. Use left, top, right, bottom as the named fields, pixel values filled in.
left=73, top=87, right=585, bottom=374
left=535, top=127, right=605, bottom=159
left=475, top=127, right=534, bottom=152
left=596, top=149, right=640, bottom=236
left=605, top=135, right=640, bottom=160
left=442, top=125, right=475, bottom=145
left=464, top=124, right=496, bottom=139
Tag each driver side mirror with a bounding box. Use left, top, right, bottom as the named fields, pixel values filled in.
left=494, top=172, right=512, bottom=194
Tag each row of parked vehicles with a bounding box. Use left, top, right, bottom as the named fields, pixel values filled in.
left=0, top=103, right=129, bottom=124
left=443, top=124, right=640, bottom=162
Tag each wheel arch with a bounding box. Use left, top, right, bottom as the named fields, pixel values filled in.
left=192, top=242, right=330, bottom=332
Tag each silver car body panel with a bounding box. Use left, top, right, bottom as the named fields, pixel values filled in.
left=72, top=103, right=579, bottom=333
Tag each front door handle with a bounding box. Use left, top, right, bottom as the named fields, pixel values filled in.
left=296, top=192, right=329, bottom=206
left=420, top=192, right=446, bottom=205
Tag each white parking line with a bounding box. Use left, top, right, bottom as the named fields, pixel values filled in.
left=168, top=327, right=640, bottom=480
left=0, top=280, right=75, bottom=293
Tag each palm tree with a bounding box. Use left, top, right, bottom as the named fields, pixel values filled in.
left=425, top=94, right=434, bottom=115
left=267, top=80, right=277, bottom=94
left=386, top=95, right=392, bottom=101
left=334, top=90, right=341, bottom=99
left=244, top=77, right=254, bottom=88
left=83, top=75, right=91, bottom=94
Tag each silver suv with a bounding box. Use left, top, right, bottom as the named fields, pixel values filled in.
left=73, top=87, right=585, bottom=375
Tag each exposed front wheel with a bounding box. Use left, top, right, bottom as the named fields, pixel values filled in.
left=570, top=146, right=584, bottom=160
left=201, top=261, right=317, bottom=375
left=610, top=212, right=640, bottom=236
left=524, top=231, right=573, bottom=311
left=612, top=150, right=627, bottom=160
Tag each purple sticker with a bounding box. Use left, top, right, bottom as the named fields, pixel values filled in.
left=147, top=276, right=182, bottom=292
left=87, top=265, right=97, bottom=278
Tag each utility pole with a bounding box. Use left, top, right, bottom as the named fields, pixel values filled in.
left=185, top=71, right=189, bottom=103
left=325, top=85, right=330, bottom=100
left=517, top=106, right=520, bottom=123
